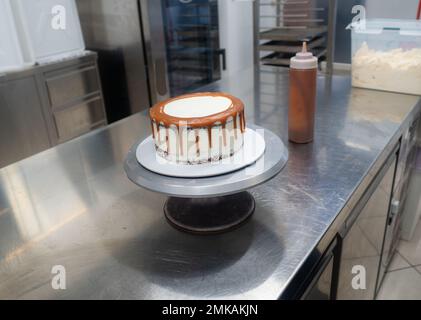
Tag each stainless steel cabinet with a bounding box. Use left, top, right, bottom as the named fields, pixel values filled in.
left=77, top=0, right=153, bottom=121
left=0, top=52, right=106, bottom=168
left=45, top=65, right=101, bottom=107
left=302, top=239, right=338, bottom=300
left=337, top=149, right=398, bottom=300
left=0, top=76, right=51, bottom=168
left=41, top=61, right=106, bottom=144
left=377, top=118, right=420, bottom=292
left=77, top=0, right=224, bottom=111
left=304, top=258, right=334, bottom=300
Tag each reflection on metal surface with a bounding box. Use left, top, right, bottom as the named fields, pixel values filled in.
left=4, top=210, right=85, bottom=264
left=346, top=89, right=414, bottom=123
left=0, top=66, right=420, bottom=299
left=344, top=141, right=371, bottom=152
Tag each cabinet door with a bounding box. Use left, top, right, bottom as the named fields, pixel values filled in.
left=0, top=77, right=51, bottom=168
left=300, top=238, right=338, bottom=300
left=303, top=254, right=334, bottom=300
left=160, top=0, right=222, bottom=96
left=77, top=0, right=152, bottom=120
left=337, top=153, right=397, bottom=300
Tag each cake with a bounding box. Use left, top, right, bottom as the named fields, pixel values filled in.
left=149, top=92, right=246, bottom=164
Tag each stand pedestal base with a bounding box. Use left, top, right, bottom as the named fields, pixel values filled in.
left=164, top=192, right=255, bottom=234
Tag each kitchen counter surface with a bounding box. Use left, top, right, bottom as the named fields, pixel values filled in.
left=0, top=66, right=420, bottom=299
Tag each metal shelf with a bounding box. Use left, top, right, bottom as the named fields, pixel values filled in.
left=261, top=47, right=326, bottom=67
left=164, top=0, right=218, bottom=9
left=169, top=65, right=213, bottom=74
left=260, top=0, right=311, bottom=5
left=259, top=35, right=325, bottom=53
left=175, top=29, right=218, bottom=37
left=254, top=0, right=336, bottom=72
left=259, top=26, right=327, bottom=41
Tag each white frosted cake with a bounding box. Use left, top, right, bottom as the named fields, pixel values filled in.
left=149, top=92, right=246, bottom=164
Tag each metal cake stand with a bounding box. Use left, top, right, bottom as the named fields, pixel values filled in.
left=124, top=124, right=288, bottom=234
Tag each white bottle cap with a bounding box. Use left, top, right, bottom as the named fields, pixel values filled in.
left=290, top=42, right=318, bottom=69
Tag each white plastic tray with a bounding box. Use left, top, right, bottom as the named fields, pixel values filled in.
left=10, top=0, right=85, bottom=64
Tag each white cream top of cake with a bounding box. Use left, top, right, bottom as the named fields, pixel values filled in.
left=163, top=96, right=232, bottom=118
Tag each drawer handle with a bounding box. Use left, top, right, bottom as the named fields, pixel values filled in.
left=388, top=199, right=400, bottom=225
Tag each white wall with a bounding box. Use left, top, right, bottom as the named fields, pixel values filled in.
left=218, top=0, right=254, bottom=78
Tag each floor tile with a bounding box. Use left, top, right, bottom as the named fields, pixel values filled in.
left=387, top=252, right=411, bottom=272
left=377, top=268, right=421, bottom=300
left=397, top=219, right=421, bottom=266
left=416, top=266, right=421, bottom=275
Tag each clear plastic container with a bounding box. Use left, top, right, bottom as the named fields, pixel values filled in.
left=350, top=19, right=421, bottom=95
left=10, top=0, right=85, bottom=64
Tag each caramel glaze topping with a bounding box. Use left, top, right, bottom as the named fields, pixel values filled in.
left=150, top=92, right=246, bottom=155
left=195, top=129, right=200, bottom=157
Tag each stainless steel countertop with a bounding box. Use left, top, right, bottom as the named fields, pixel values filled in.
left=0, top=66, right=420, bottom=299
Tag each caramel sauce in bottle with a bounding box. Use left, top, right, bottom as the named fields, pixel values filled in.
left=288, top=42, right=318, bottom=144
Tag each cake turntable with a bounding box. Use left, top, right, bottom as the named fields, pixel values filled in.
left=124, top=124, right=288, bottom=234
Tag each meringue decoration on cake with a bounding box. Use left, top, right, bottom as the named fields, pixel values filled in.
left=149, top=92, right=246, bottom=164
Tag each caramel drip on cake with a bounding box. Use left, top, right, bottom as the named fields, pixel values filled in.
left=150, top=120, right=155, bottom=139
left=207, top=127, right=212, bottom=148
left=222, top=122, right=227, bottom=147
left=233, top=114, right=238, bottom=139
left=157, top=123, right=161, bottom=143
left=178, top=127, right=184, bottom=156
left=165, top=127, right=170, bottom=154
left=239, top=111, right=246, bottom=133
left=195, top=129, right=200, bottom=157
